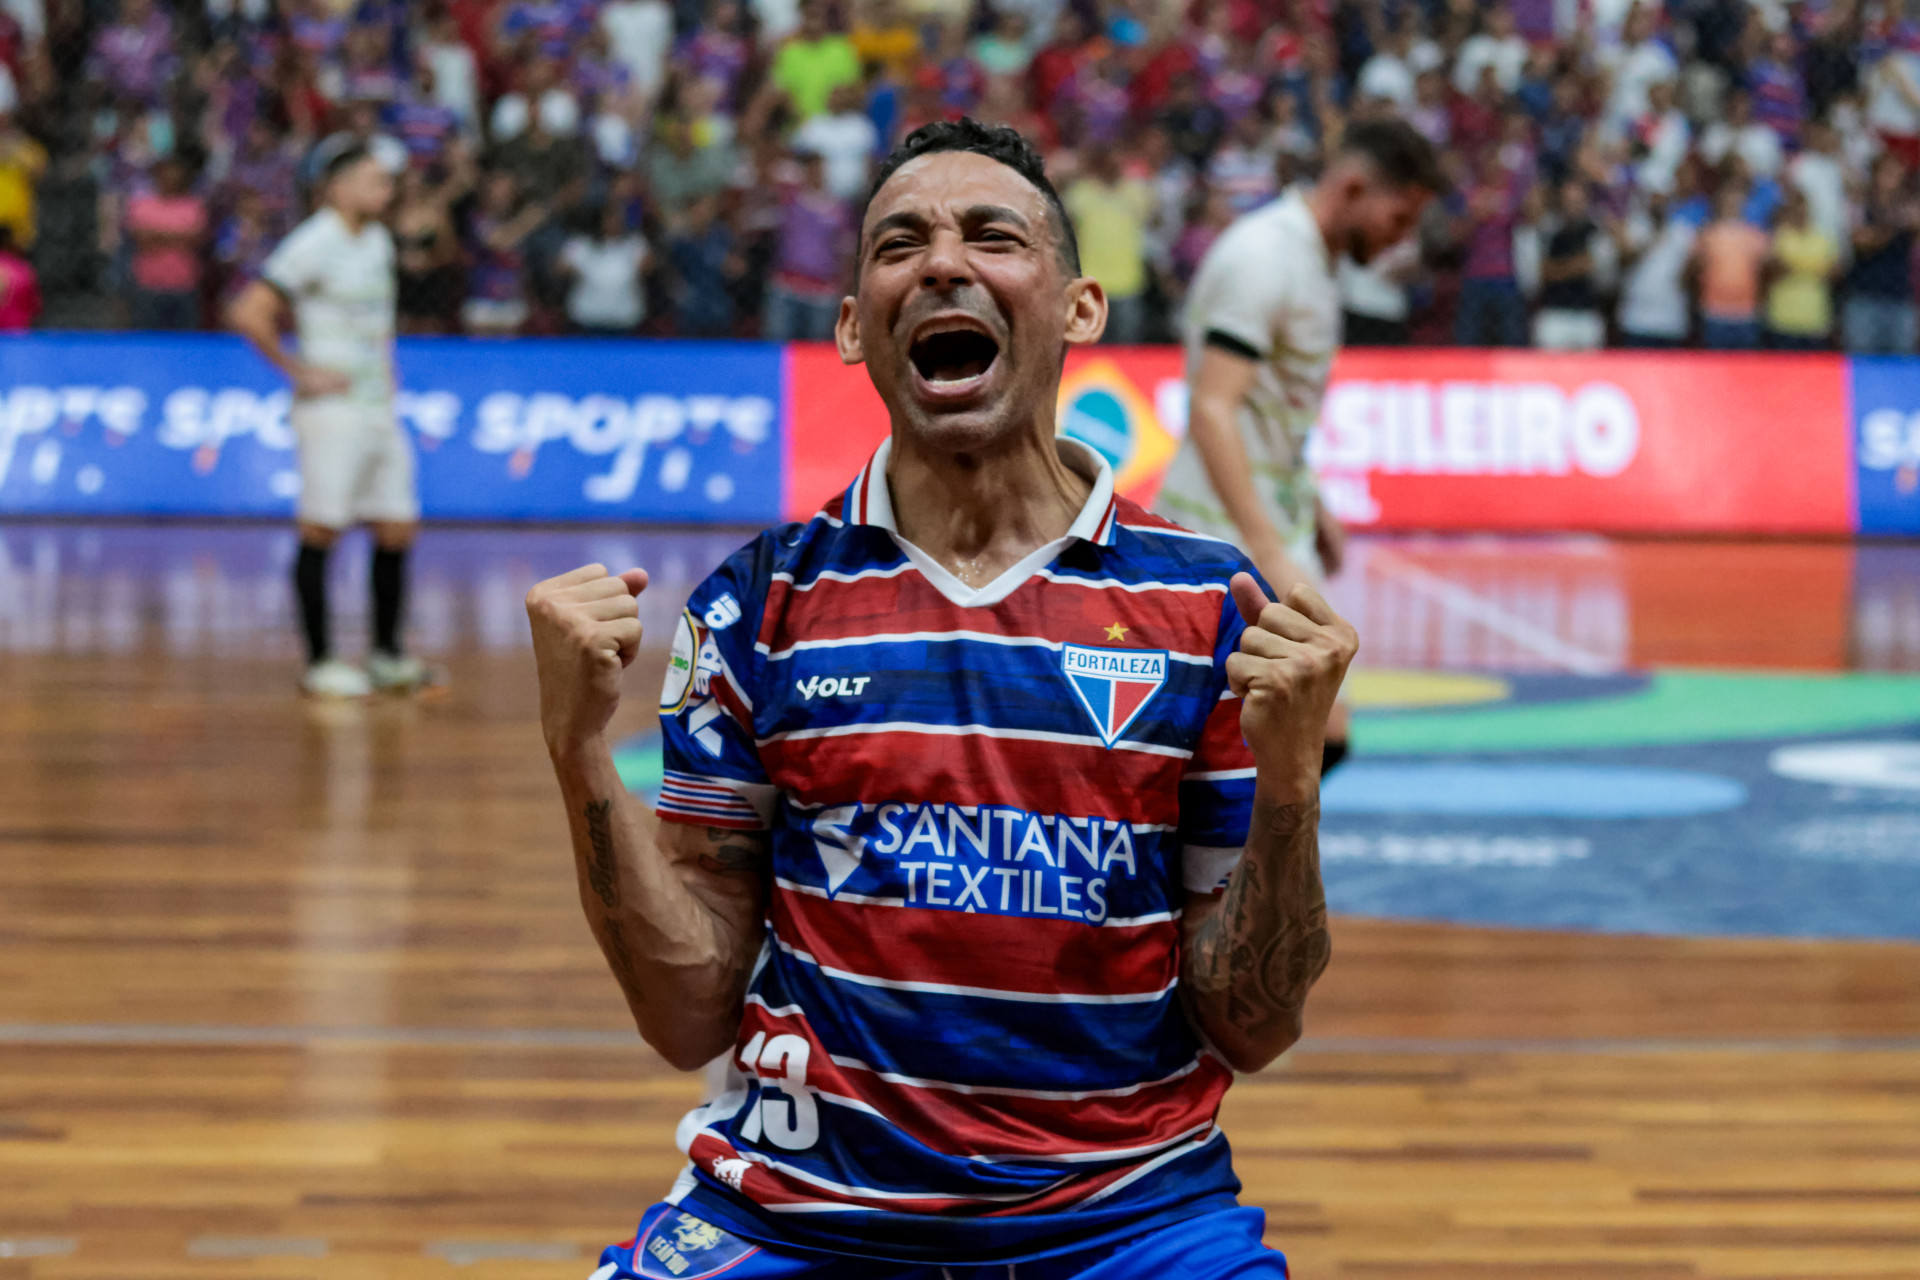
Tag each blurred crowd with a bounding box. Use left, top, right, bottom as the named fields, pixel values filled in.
left=0, top=0, right=1917, bottom=350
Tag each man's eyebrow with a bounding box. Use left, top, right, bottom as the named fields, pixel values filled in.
left=866, top=210, right=928, bottom=245
left=860, top=202, right=1039, bottom=263
left=960, top=204, right=1032, bottom=231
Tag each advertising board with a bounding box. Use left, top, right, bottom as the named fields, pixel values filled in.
left=1850, top=357, right=1920, bottom=536
left=787, top=346, right=1856, bottom=535
left=0, top=336, right=1893, bottom=536
left=0, top=335, right=784, bottom=524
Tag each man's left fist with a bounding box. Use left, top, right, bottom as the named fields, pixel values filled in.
left=1225, top=571, right=1359, bottom=799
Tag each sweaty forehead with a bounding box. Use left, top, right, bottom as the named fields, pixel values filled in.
left=861, top=150, right=1053, bottom=239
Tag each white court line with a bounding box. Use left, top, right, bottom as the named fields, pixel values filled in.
left=0, top=1021, right=1915, bottom=1054
left=1363, top=546, right=1618, bottom=675
left=425, top=1241, right=580, bottom=1265
left=188, top=1237, right=327, bottom=1259
left=0, top=1021, right=646, bottom=1048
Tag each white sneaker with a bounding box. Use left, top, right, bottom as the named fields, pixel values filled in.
left=302, top=659, right=372, bottom=698
left=366, top=650, right=429, bottom=692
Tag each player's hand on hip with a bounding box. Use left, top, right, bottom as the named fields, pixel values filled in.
left=526, top=564, right=650, bottom=754
left=1315, top=505, right=1348, bottom=577
left=292, top=364, right=352, bottom=399
left=1225, top=572, right=1358, bottom=800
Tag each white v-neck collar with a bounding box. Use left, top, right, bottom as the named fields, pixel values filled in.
left=841, top=435, right=1119, bottom=608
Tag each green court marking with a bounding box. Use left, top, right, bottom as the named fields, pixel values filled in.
left=612, top=734, right=664, bottom=797
left=1353, top=670, right=1920, bottom=755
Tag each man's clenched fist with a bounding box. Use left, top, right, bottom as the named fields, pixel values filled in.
left=526, top=564, right=650, bottom=755
left=1225, top=571, right=1359, bottom=799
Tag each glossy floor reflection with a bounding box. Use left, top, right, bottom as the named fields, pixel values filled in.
left=2, top=521, right=1918, bottom=1279
left=4, top=523, right=1912, bottom=670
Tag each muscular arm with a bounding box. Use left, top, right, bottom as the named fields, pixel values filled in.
left=550, top=738, right=769, bottom=1069
left=1179, top=795, right=1329, bottom=1073
left=1177, top=573, right=1354, bottom=1073
left=229, top=278, right=349, bottom=398
left=528, top=564, right=770, bottom=1071
left=227, top=278, right=299, bottom=377
left=1186, top=344, right=1314, bottom=599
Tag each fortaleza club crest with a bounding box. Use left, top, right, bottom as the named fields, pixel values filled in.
left=1061, top=644, right=1167, bottom=747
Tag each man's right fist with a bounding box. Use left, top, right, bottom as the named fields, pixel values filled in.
left=526, top=564, right=650, bottom=754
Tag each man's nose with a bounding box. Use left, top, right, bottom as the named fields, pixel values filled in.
left=920, top=229, right=972, bottom=289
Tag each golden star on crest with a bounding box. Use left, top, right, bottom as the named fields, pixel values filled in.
left=1104, top=622, right=1129, bottom=641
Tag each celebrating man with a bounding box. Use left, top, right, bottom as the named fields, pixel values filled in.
left=527, top=120, right=1356, bottom=1279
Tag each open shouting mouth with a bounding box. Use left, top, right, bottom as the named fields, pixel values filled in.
left=907, top=318, right=1001, bottom=399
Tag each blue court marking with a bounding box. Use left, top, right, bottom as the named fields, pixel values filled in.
left=1323, top=763, right=1746, bottom=818
left=1323, top=725, right=1920, bottom=941
left=621, top=678, right=1920, bottom=941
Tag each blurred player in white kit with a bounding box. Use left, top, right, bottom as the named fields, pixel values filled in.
left=1153, top=118, right=1442, bottom=768
left=229, top=141, right=429, bottom=698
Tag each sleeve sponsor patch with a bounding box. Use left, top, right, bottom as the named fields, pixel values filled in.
left=661, top=610, right=700, bottom=713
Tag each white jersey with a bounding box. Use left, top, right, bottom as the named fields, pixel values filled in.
left=1154, top=189, right=1339, bottom=572
left=262, top=206, right=397, bottom=405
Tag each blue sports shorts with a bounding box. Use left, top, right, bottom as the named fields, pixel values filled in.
left=590, top=1202, right=1289, bottom=1279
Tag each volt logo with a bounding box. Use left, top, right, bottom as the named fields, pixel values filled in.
left=796, top=675, right=872, bottom=700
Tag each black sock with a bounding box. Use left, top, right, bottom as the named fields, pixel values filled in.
left=294, top=542, right=331, bottom=664
left=1321, top=738, right=1350, bottom=777
left=371, top=546, right=407, bottom=655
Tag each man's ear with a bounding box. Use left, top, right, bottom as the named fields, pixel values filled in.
left=1064, top=276, right=1107, bottom=347
left=835, top=295, right=865, bottom=365
left=1334, top=159, right=1375, bottom=211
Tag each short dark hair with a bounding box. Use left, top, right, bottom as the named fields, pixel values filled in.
left=861, top=118, right=1080, bottom=275
left=319, top=139, right=374, bottom=183
left=1336, top=118, right=1447, bottom=195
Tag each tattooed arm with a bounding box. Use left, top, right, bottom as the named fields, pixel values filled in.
left=528, top=564, right=769, bottom=1071
left=551, top=748, right=768, bottom=1070
left=1179, top=573, right=1354, bottom=1073
left=1180, top=796, right=1330, bottom=1072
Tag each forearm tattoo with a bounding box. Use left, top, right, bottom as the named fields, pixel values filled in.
left=699, top=826, right=770, bottom=879
left=1184, top=799, right=1332, bottom=1050
left=584, top=799, right=619, bottom=907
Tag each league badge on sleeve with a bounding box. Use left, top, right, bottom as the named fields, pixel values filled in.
left=1062, top=645, right=1168, bottom=747
left=661, top=609, right=726, bottom=717
left=660, top=611, right=701, bottom=713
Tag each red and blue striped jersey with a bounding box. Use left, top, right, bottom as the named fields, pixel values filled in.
left=653, top=439, right=1265, bottom=1262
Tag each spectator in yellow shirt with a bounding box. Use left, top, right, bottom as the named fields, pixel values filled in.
left=1063, top=146, right=1154, bottom=344
left=0, top=114, right=48, bottom=251
left=1765, top=187, right=1840, bottom=350
left=850, top=0, right=919, bottom=80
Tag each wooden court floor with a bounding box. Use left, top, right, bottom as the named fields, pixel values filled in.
left=3, top=528, right=1919, bottom=1279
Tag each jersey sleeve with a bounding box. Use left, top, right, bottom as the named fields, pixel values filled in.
left=261, top=219, right=324, bottom=298
left=656, top=537, right=776, bottom=831
left=1194, top=243, right=1289, bottom=359
left=1177, top=562, right=1271, bottom=894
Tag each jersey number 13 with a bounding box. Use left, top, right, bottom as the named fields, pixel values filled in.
left=737, top=1031, right=819, bottom=1150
